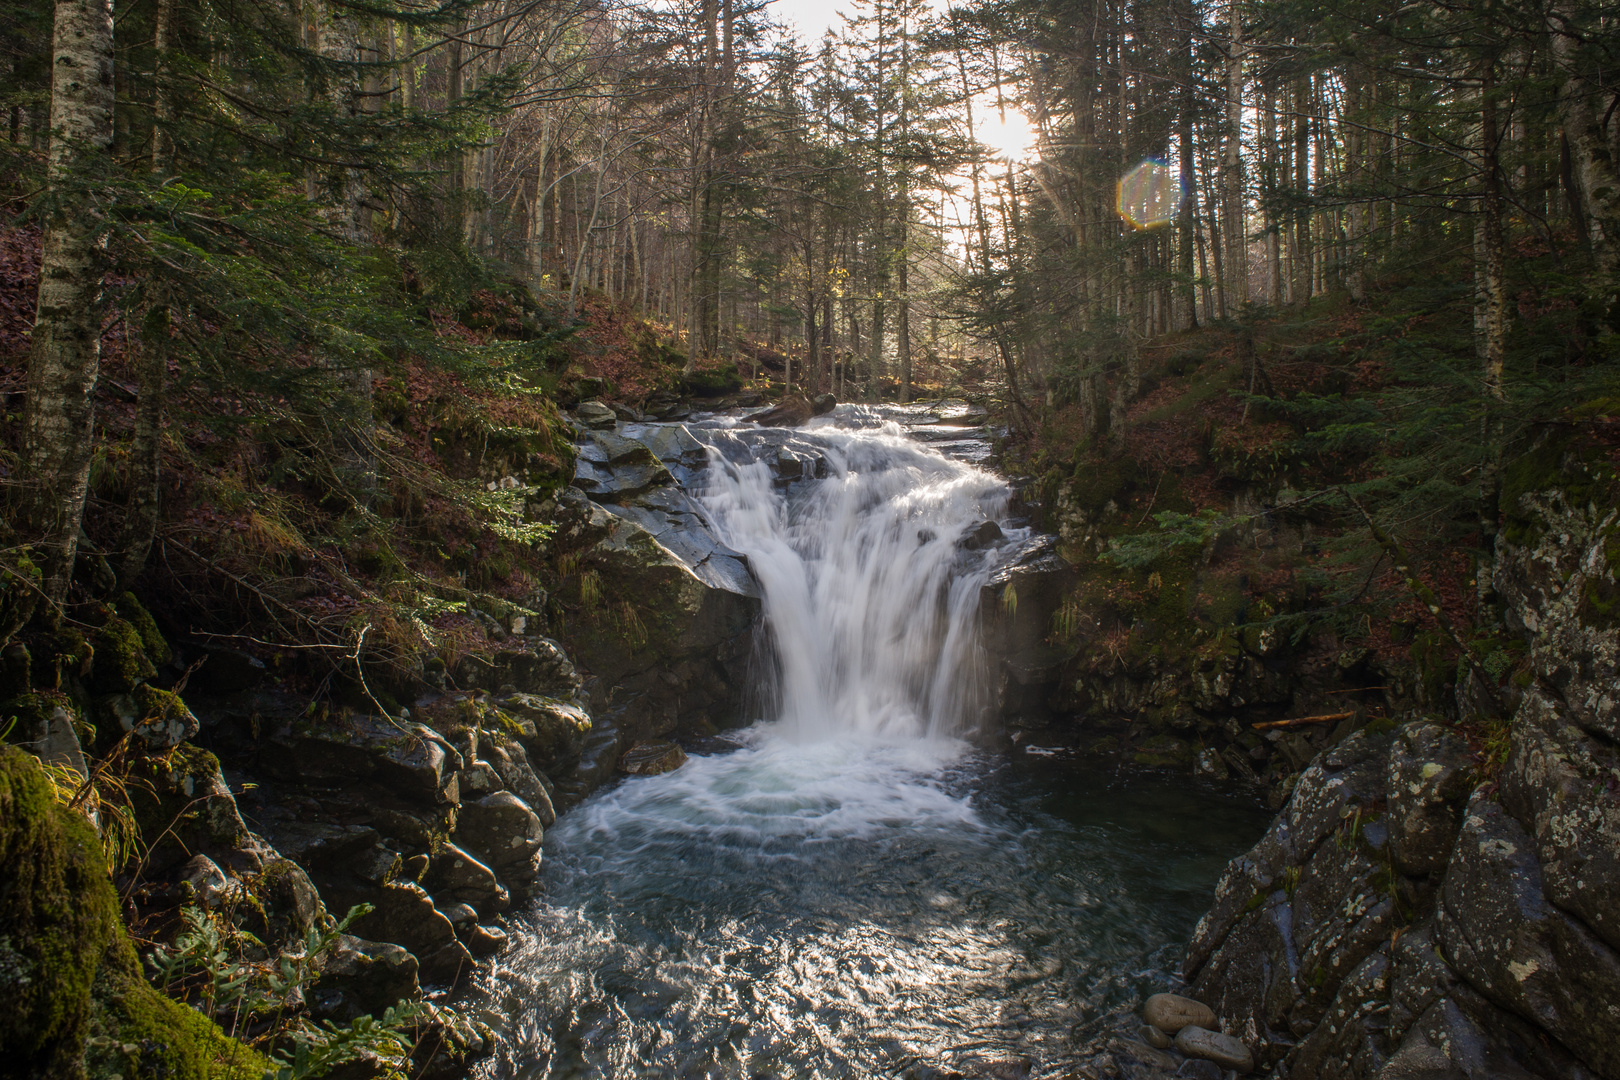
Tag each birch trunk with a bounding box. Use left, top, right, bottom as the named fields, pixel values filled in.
left=23, top=0, right=115, bottom=605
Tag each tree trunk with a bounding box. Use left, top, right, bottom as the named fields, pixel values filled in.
left=22, top=0, right=115, bottom=606
left=117, top=303, right=167, bottom=590
left=1222, top=0, right=1248, bottom=308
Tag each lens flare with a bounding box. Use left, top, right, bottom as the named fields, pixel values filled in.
left=1116, top=159, right=1182, bottom=230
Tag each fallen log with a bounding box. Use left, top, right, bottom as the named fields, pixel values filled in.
left=1251, top=711, right=1355, bottom=731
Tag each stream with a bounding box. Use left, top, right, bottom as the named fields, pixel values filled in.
left=473, top=406, right=1270, bottom=1079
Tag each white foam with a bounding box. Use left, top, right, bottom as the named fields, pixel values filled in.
left=697, top=418, right=1009, bottom=741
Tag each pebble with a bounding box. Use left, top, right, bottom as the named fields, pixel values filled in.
left=1143, top=993, right=1217, bottom=1034
left=1174, top=1026, right=1254, bottom=1074
left=1140, top=1023, right=1175, bottom=1050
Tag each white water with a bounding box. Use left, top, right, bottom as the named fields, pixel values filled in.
left=698, top=414, right=1013, bottom=743
left=554, top=412, right=1018, bottom=853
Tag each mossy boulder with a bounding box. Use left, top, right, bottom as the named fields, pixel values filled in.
left=115, top=593, right=173, bottom=668
left=128, top=746, right=251, bottom=875
left=88, top=617, right=157, bottom=696
left=0, top=744, right=264, bottom=1080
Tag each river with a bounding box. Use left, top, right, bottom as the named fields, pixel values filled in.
left=472, top=405, right=1269, bottom=1079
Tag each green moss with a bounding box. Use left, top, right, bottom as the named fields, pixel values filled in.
left=88, top=618, right=156, bottom=696
left=87, top=938, right=268, bottom=1080
left=0, top=744, right=117, bottom=1079
left=1362, top=715, right=1398, bottom=737
left=115, top=594, right=172, bottom=669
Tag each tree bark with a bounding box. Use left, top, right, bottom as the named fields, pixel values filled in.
left=117, top=304, right=167, bottom=590
left=23, top=0, right=116, bottom=606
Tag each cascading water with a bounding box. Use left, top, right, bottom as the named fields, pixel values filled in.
left=696, top=415, right=1009, bottom=741
left=474, top=406, right=1268, bottom=1079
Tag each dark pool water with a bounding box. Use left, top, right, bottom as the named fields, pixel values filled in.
left=471, top=729, right=1269, bottom=1080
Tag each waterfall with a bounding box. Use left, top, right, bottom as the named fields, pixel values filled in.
left=696, top=411, right=1012, bottom=742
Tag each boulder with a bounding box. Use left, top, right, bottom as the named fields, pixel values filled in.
left=619, top=740, right=688, bottom=775
left=459, top=923, right=509, bottom=958
left=456, top=641, right=584, bottom=700
left=480, top=733, right=556, bottom=826
left=573, top=430, right=675, bottom=500
left=312, top=934, right=420, bottom=1022
left=1173, top=1026, right=1253, bottom=1073
left=1143, top=993, right=1216, bottom=1034
left=747, top=394, right=825, bottom=427
left=1437, top=792, right=1620, bottom=1078
left=499, top=693, right=592, bottom=776
left=261, top=715, right=461, bottom=806
left=572, top=400, right=618, bottom=430
left=351, top=881, right=473, bottom=986
left=454, top=791, right=544, bottom=884
left=423, top=841, right=504, bottom=909
left=256, top=857, right=325, bottom=951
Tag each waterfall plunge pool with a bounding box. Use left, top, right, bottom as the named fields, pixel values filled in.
left=470, top=407, right=1270, bottom=1078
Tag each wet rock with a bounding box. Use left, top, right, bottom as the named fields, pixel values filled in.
left=1175, top=1060, right=1223, bottom=1080
left=1144, top=994, right=1217, bottom=1034
left=480, top=733, right=556, bottom=826
left=313, top=934, right=420, bottom=1022
left=262, top=715, right=460, bottom=806
left=352, top=881, right=473, bottom=986
left=960, top=519, right=1003, bottom=550
left=1140, top=1024, right=1174, bottom=1050
left=1173, top=1026, right=1253, bottom=1073
left=554, top=716, right=625, bottom=810
left=455, top=791, right=544, bottom=887
left=1109, top=1036, right=1178, bottom=1071
left=619, top=740, right=688, bottom=775
left=1194, top=747, right=1230, bottom=779
left=747, top=393, right=829, bottom=427
left=455, top=641, right=585, bottom=701
left=573, top=400, right=618, bottom=430
left=499, top=693, right=592, bottom=776
left=424, top=841, right=503, bottom=908
left=459, top=923, right=508, bottom=958
left=1386, top=722, right=1473, bottom=877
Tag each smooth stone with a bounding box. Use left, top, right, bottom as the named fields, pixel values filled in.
left=619, top=739, right=688, bottom=775
left=1140, top=1024, right=1175, bottom=1050
left=1144, top=993, right=1217, bottom=1034
left=1173, top=1026, right=1253, bottom=1074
